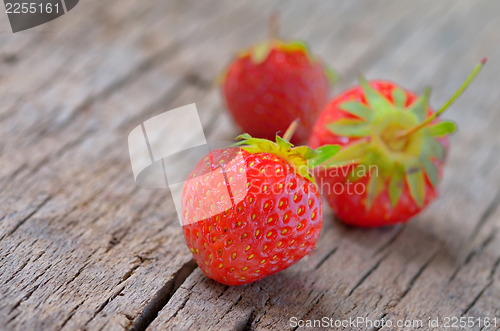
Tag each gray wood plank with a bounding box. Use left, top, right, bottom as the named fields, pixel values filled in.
left=149, top=1, right=500, bottom=330
left=1, top=1, right=499, bottom=330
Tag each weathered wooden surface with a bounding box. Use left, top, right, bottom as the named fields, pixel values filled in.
left=1, top=1, right=499, bottom=330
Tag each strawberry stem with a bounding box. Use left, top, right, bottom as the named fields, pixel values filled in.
left=397, top=58, right=486, bottom=139
left=269, top=12, right=279, bottom=40
left=283, top=119, right=300, bottom=142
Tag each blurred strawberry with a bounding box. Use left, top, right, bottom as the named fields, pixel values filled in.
left=220, top=15, right=335, bottom=144
left=309, top=59, right=486, bottom=227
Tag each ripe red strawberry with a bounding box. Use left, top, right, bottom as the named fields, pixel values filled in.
left=309, top=59, right=486, bottom=227
left=220, top=18, right=334, bottom=144
left=181, top=124, right=340, bottom=285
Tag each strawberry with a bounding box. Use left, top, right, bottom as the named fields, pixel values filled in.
left=309, top=59, right=486, bottom=227
left=220, top=16, right=334, bottom=144
left=181, top=123, right=340, bottom=285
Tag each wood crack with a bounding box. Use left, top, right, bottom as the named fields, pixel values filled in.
left=347, top=252, right=390, bottom=297
left=221, top=294, right=243, bottom=316
left=0, top=127, right=95, bottom=196
left=291, top=291, right=326, bottom=331
left=130, top=259, right=197, bottom=331
left=233, top=308, right=256, bottom=331
left=165, top=294, right=191, bottom=326
left=372, top=225, right=405, bottom=257
left=42, top=249, right=101, bottom=310
left=490, top=256, right=500, bottom=279
left=119, top=260, right=146, bottom=284
left=58, top=299, right=86, bottom=330
left=242, top=286, right=271, bottom=330
left=314, top=247, right=338, bottom=270
left=1, top=195, right=51, bottom=241
left=4, top=246, right=45, bottom=285
left=82, top=284, right=128, bottom=328
left=466, top=230, right=497, bottom=266
left=59, top=166, right=133, bottom=232
left=116, top=80, right=188, bottom=131
left=8, top=263, right=53, bottom=317
left=461, top=253, right=500, bottom=316
left=373, top=313, right=388, bottom=331
left=64, top=254, right=98, bottom=287
left=448, top=230, right=497, bottom=283
left=398, top=250, right=438, bottom=302
left=0, top=163, right=27, bottom=189
left=32, top=42, right=181, bottom=141
left=102, top=191, right=173, bottom=253
left=461, top=281, right=492, bottom=316
left=470, top=189, right=500, bottom=240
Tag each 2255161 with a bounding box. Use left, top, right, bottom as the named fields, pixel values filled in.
left=5, top=2, right=61, bottom=14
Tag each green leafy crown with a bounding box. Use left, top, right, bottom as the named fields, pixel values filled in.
left=322, top=58, right=487, bottom=209
left=233, top=132, right=340, bottom=184
left=322, top=76, right=455, bottom=210
left=232, top=39, right=338, bottom=84
left=321, top=55, right=487, bottom=210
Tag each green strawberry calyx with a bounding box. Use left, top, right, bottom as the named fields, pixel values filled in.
left=238, top=39, right=339, bottom=84
left=322, top=58, right=486, bottom=209
left=242, top=39, right=311, bottom=64
left=217, top=13, right=339, bottom=85
left=242, top=13, right=316, bottom=65
left=233, top=120, right=341, bottom=184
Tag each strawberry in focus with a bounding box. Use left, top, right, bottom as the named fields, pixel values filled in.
left=220, top=15, right=334, bottom=144
left=309, top=59, right=486, bottom=227
left=181, top=123, right=340, bottom=285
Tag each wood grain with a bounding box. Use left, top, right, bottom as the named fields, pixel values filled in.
left=1, top=1, right=499, bottom=330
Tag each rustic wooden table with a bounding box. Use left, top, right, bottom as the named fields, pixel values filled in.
left=1, top=1, right=499, bottom=330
